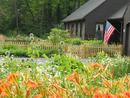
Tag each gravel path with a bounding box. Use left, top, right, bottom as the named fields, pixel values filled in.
left=0, top=57, right=47, bottom=64
left=0, top=57, right=88, bottom=64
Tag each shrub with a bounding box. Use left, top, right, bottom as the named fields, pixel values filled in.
left=65, top=38, right=83, bottom=45
left=46, top=54, right=84, bottom=77
left=65, top=38, right=103, bottom=45
left=0, top=46, right=59, bottom=58
left=83, top=40, right=103, bottom=45
left=48, top=28, right=69, bottom=43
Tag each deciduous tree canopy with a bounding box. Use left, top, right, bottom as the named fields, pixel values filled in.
left=0, top=0, right=88, bottom=37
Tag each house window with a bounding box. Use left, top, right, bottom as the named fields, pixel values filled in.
left=96, top=23, right=104, bottom=40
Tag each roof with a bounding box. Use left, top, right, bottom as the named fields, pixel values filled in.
left=109, top=5, right=128, bottom=20
left=63, top=0, right=106, bottom=22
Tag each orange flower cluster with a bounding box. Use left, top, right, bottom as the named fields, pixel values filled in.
left=49, top=94, right=61, bottom=98
left=26, top=80, right=38, bottom=89
left=102, top=79, right=112, bottom=88
left=25, top=80, right=39, bottom=98
left=66, top=72, right=80, bottom=84
left=0, top=68, right=129, bottom=98
left=33, top=94, right=43, bottom=98
left=48, top=83, right=67, bottom=98
left=82, top=86, right=90, bottom=96
left=90, top=63, right=104, bottom=69
left=93, top=91, right=130, bottom=98
left=0, top=73, right=18, bottom=97
left=7, top=73, right=18, bottom=85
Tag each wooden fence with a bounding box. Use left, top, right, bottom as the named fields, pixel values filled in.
left=0, top=40, right=122, bottom=58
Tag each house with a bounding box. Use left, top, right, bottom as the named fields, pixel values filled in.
left=63, top=0, right=129, bottom=43
left=123, top=2, right=130, bottom=56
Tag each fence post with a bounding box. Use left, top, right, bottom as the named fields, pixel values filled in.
left=79, top=45, right=86, bottom=58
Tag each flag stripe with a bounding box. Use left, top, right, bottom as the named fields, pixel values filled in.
left=105, top=26, right=114, bottom=39
left=105, top=26, right=115, bottom=41
left=104, top=21, right=115, bottom=43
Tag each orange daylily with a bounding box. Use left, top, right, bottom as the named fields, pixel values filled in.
left=115, top=93, right=125, bottom=98
left=26, top=80, right=38, bottom=89
left=123, top=91, right=130, bottom=98
left=0, top=92, right=9, bottom=97
left=49, top=94, right=62, bottom=98
left=33, top=94, right=43, bottom=98
left=53, top=83, right=67, bottom=95
left=25, top=89, right=30, bottom=98
left=103, top=93, right=114, bottom=98
left=82, top=86, right=90, bottom=96
left=93, top=92, right=103, bottom=98
left=113, top=81, right=119, bottom=87
left=7, top=73, right=18, bottom=85
left=90, top=63, right=104, bottom=69
left=0, top=82, right=10, bottom=93
left=93, top=92, right=114, bottom=98
left=124, top=75, right=130, bottom=83
left=66, top=72, right=80, bottom=84
left=102, top=79, right=112, bottom=88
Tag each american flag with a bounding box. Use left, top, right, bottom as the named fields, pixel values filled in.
left=104, top=21, right=115, bottom=43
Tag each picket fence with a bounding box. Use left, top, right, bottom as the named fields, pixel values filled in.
left=0, top=40, right=122, bottom=58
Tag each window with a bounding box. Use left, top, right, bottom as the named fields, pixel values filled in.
left=96, top=23, right=104, bottom=32
left=96, top=23, right=104, bottom=40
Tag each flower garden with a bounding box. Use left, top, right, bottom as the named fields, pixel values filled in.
left=0, top=52, right=130, bottom=98
left=0, top=30, right=130, bottom=98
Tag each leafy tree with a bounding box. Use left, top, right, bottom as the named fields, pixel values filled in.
left=0, top=0, right=88, bottom=37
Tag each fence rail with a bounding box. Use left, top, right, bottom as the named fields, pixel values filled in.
left=0, top=40, right=122, bottom=58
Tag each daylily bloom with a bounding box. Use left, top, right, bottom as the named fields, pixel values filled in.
left=93, top=92, right=103, bottom=98
left=49, top=94, right=62, bottom=98
left=0, top=92, right=9, bottom=97
left=26, top=80, right=38, bottom=89
left=102, top=79, right=112, bottom=88
left=33, top=94, right=43, bottom=98
left=0, top=82, right=10, bottom=93
left=7, top=73, right=18, bottom=85
left=25, top=89, right=30, bottom=98
left=123, top=91, right=130, bottom=98
left=93, top=93, right=114, bottom=98
left=124, top=75, right=130, bottom=83
left=90, top=63, right=104, bottom=69
left=53, top=83, right=66, bottom=94
left=66, top=72, right=80, bottom=84
left=82, top=86, right=90, bottom=96
left=115, top=93, right=125, bottom=98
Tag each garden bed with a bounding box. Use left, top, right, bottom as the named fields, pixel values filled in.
left=0, top=54, right=130, bottom=97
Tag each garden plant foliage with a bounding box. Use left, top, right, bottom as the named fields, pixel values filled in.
left=0, top=53, right=130, bottom=97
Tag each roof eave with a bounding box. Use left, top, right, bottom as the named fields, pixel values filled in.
left=63, top=18, right=84, bottom=23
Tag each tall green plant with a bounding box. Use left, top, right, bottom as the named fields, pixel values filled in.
left=48, top=28, right=69, bottom=43
left=91, top=52, right=130, bottom=78
left=46, top=54, right=84, bottom=78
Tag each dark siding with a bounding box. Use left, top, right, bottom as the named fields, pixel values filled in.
left=85, top=0, right=129, bottom=39
left=124, top=23, right=130, bottom=55
left=123, top=3, right=130, bottom=55
left=124, top=4, right=130, bottom=28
